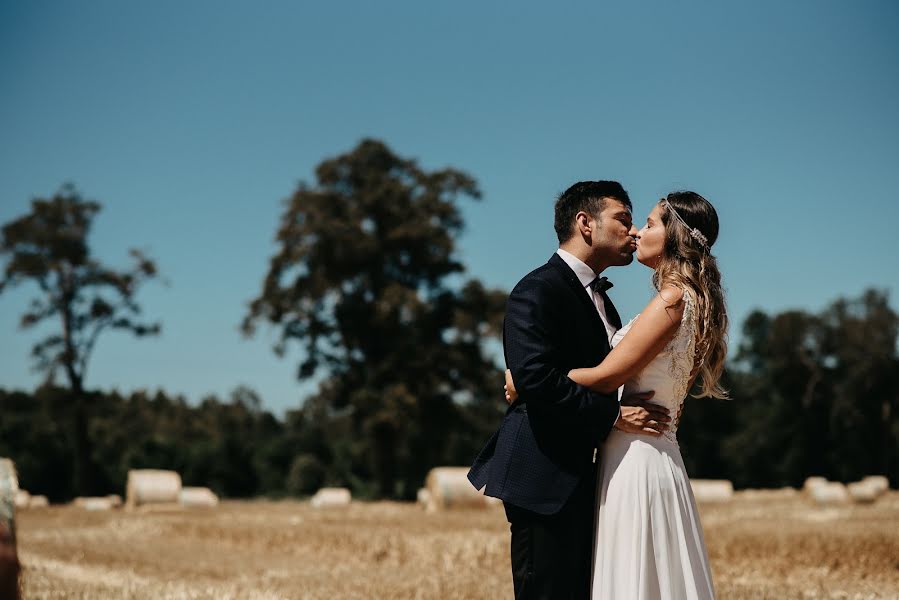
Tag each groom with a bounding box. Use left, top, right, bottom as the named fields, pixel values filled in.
left=468, top=181, right=670, bottom=599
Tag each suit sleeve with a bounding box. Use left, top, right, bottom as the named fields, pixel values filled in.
left=504, top=277, right=620, bottom=442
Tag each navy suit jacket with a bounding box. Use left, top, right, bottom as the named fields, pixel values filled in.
left=468, top=253, right=621, bottom=515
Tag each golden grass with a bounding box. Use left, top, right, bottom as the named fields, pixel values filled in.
left=16, top=493, right=899, bottom=599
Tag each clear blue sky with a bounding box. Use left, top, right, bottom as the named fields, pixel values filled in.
left=2, top=1, right=897, bottom=415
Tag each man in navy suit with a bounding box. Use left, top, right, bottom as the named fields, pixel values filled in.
left=469, top=181, right=670, bottom=599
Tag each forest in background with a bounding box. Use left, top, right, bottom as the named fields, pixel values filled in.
left=2, top=285, right=896, bottom=502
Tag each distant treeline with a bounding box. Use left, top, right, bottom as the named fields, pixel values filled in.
left=2, top=288, right=897, bottom=502
left=679, top=288, right=899, bottom=489
left=0, top=384, right=498, bottom=502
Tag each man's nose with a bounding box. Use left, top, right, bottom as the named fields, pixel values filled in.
left=629, top=224, right=639, bottom=237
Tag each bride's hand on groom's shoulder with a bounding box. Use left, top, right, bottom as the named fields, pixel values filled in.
left=616, top=391, right=670, bottom=437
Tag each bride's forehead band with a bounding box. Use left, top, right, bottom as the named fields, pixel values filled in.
left=661, top=199, right=709, bottom=248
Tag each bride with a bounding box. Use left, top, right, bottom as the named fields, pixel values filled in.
left=505, top=191, right=728, bottom=599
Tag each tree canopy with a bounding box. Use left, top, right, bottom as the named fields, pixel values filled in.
left=0, top=184, right=161, bottom=494
left=243, top=139, right=507, bottom=498
left=0, top=184, right=160, bottom=391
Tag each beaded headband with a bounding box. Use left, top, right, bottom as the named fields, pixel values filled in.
left=661, top=198, right=709, bottom=249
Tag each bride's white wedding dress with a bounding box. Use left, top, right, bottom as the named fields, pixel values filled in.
left=591, top=290, right=716, bottom=599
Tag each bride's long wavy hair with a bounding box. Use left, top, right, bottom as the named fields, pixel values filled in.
left=654, top=191, right=729, bottom=399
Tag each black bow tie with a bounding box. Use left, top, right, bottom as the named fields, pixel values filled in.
left=589, top=275, right=622, bottom=330
left=589, top=276, right=613, bottom=293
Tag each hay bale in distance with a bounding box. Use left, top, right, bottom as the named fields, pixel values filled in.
left=737, top=487, right=798, bottom=501
left=845, top=476, right=889, bottom=504
left=809, top=481, right=850, bottom=505
left=74, top=496, right=116, bottom=511
left=28, top=496, right=49, bottom=509
left=310, top=487, right=351, bottom=508
left=847, top=481, right=878, bottom=504
left=416, top=487, right=431, bottom=507
left=426, top=467, right=500, bottom=511
left=107, top=494, right=123, bottom=508
left=803, top=476, right=828, bottom=495
left=860, top=475, right=889, bottom=497
left=13, top=491, right=29, bottom=510
left=690, top=479, right=734, bottom=503
left=126, top=469, right=182, bottom=509
left=0, top=459, right=16, bottom=524
left=0, top=458, right=18, bottom=600
left=179, top=487, right=219, bottom=508
left=82, top=497, right=114, bottom=511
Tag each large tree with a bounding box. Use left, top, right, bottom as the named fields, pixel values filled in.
left=243, top=139, right=507, bottom=498
left=0, top=185, right=161, bottom=495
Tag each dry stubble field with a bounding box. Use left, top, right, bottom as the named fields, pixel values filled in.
left=16, top=493, right=899, bottom=599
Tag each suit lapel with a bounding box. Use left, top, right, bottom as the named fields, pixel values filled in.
left=547, top=254, right=609, bottom=351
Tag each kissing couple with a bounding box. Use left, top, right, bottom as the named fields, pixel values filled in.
left=469, top=181, right=728, bottom=599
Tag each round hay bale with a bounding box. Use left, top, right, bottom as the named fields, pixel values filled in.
left=13, top=492, right=29, bottom=511
left=689, top=479, right=734, bottom=503
left=809, top=481, right=850, bottom=505
left=776, top=486, right=799, bottom=498
left=0, top=459, right=19, bottom=600
left=74, top=496, right=119, bottom=510
left=82, top=497, right=113, bottom=511
left=847, top=481, right=878, bottom=504
left=310, top=487, right=351, bottom=508
left=484, top=495, right=502, bottom=507
left=802, top=476, right=828, bottom=495
left=0, top=459, right=16, bottom=525
left=737, top=487, right=799, bottom=501
left=28, top=496, right=48, bottom=509
left=416, top=487, right=431, bottom=507
left=125, top=469, right=182, bottom=509
left=425, top=467, right=495, bottom=511
left=860, top=475, right=889, bottom=497
left=179, top=487, right=219, bottom=508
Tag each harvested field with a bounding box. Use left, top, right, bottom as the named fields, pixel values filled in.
left=17, top=492, right=899, bottom=599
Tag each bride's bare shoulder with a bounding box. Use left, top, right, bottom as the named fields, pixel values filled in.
left=658, top=284, right=685, bottom=306
left=641, top=285, right=686, bottom=324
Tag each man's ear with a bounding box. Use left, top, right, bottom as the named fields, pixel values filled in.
left=575, top=211, right=593, bottom=236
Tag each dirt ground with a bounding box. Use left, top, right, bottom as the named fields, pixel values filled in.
left=14, top=492, right=899, bottom=599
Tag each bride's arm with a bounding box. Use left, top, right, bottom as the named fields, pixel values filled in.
left=568, top=286, right=686, bottom=393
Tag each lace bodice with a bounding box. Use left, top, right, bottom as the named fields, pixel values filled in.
left=611, top=290, right=697, bottom=446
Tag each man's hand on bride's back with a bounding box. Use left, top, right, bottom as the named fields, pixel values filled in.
left=504, top=369, right=518, bottom=404
left=615, top=391, right=670, bottom=437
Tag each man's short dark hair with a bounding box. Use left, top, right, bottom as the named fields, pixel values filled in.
left=554, top=181, right=632, bottom=243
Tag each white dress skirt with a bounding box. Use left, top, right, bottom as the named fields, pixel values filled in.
left=591, top=292, right=716, bottom=600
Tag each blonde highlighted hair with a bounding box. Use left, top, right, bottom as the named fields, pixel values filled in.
left=654, top=191, right=729, bottom=399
